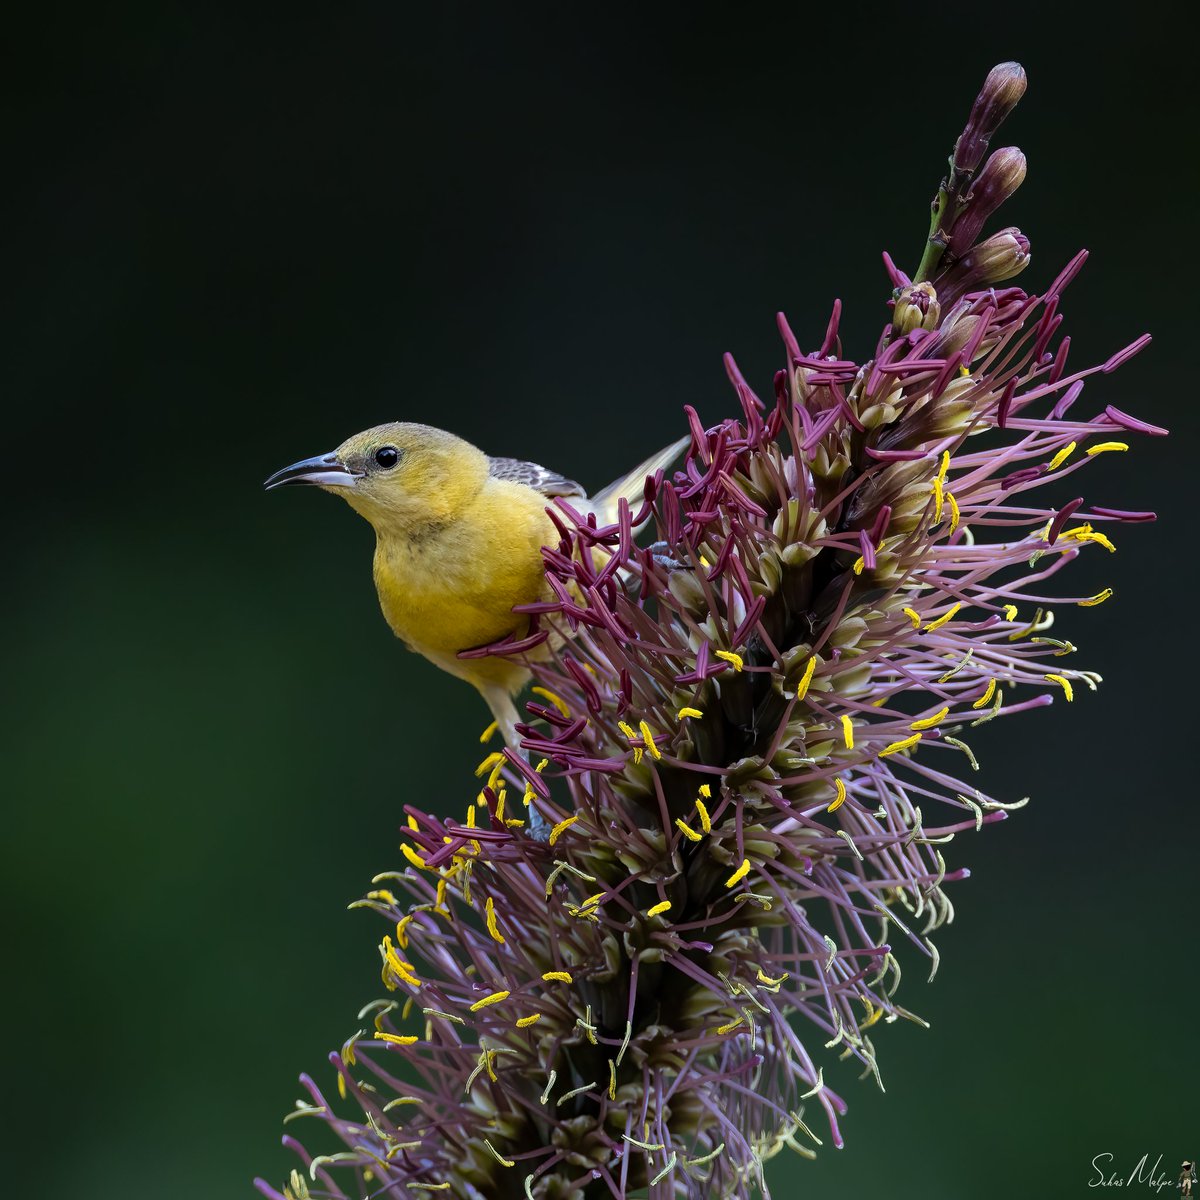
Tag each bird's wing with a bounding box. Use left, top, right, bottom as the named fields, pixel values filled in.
left=488, top=456, right=587, bottom=499
left=585, top=434, right=691, bottom=524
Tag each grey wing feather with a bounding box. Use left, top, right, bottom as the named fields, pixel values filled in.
left=489, top=456, right=586, bottom=499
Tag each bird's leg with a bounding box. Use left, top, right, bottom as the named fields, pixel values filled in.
left=481, top=685, right=551, bottom=842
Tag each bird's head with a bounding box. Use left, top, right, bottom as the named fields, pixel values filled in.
left=264, top=422, right=489, bottom=532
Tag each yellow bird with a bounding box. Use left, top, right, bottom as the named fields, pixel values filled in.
left=265, top=422, right=687, bottom=751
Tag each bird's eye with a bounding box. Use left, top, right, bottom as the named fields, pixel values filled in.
left=374, top=446, right=400, bottom=469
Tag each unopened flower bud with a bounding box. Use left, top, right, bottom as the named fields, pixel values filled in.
left=892, top=281, right=941, bottom=334
left=950, top=147, right=1027, bottom=253
left=936, top=227, right=1030, bottom=306
left=954, top=62, right=1027, bottom=174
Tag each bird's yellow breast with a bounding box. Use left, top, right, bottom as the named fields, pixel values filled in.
left=371, top=479, right=559, bottom=692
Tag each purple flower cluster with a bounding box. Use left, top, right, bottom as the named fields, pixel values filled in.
left=257, top=64, right=1162, bottom=1200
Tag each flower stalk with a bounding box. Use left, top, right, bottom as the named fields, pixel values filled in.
left=257, top=63, right=1161, bottom=1200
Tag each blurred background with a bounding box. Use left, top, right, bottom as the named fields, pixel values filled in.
left=4, top=6, right=1196, bottom=1196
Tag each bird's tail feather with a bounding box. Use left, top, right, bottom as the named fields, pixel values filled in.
left=586, top=435, right=691, bottom=526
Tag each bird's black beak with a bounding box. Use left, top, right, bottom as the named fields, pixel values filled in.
left=263, top=452, right=361, bottom=491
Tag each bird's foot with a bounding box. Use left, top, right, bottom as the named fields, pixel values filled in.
left=646, top=540, right=685, bottom=570
left=526, top=805, right=552, bottom=843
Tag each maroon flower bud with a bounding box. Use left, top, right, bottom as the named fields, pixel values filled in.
left=954, top=62, right=1027, bottom=174
left=950, top=147, right=1028, bottom=253
left=936, top=226, right=1031, bottom=306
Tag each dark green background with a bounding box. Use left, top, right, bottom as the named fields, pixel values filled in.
left=5, top=7, right=1196, bottom=1196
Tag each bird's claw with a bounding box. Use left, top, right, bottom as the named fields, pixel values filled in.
left=526, top=806, right=552, bottom=843
left=646, top=540, right=685, bottom=570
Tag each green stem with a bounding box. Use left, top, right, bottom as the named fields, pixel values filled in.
left=913, top=156, right=976, bottom=283
left=914, top=184, right=952, bottom=283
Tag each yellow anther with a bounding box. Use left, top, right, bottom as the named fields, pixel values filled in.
left=380, top=948, right=415, bottom=986
left=879, top=733, right=922, bottom=758
left=1048, top=441, right=1077, bottom=471
left=535, top=758, right=549, bottom=773
left=1060, top=523, right=1093, bottom=541
left=531, top=686, right=570, bottom=717
left=972, top=678, right=997, bottom=709
left=483, top=1139, right=515, bottom=1168
left=795, top=656, right=818, bottom=700
left=1044, top=673, right=1075, bottom=702
left=475, top=751, right=505, bottom=778
left=1002, top=603, right=1019, bottom=621
left=902, top=607, right=921, bottom=629
left=826, top=778, right=847, bottom=813
left=337, top=1074, right=347, bottom=1100
left=699, top=783, right=712, bottom=798
left=716, top=1016, right=745, bottom=1035
left=516, top=1013, right=541, bottom=1028
left=608, top=1059, right=617, bottom=1101
left=481, top=1047, right=498, bottom=1081
left=861, top=998, right=885, bottom=1029
left=674, top=817, right=702, bottom=842
left=469, top=990, right=510, bottom=1011
left=495, top=791, right=506, bottom=823
left=947, top=491, right=961, bottom=534
left=479, top=720, right=498, bottom=744
left=541, top=970, right=573, bottom=983
left=677, top=706, right=704, bottom=720
left=505, top=817, right=525, bottom=828
left=1078, top=530, right=1116, bottom=552
left=1086, top=441, right=1129, bottom=456
left=548, top=815, right=578, bottom=846
left=840, top=714, right=854, bottom=748
left=484, top=896, right=505, bottom=944
left=931, top=476, right=944, bottom=523
left=466, top=805, right=476, bottom=829
left=757, top=967, right=789, bottom=986
left=395, top=915, right=412, bottom=949
left=638, top=719, right=662, bottom=760
left=695, top=797, right=712, bottom=833
left=382, top=937, right=419, bottom=986
left=645, top=900, right=672, bottom=918
left=375, top=1032, right=418, bottom=1046
left=435, top=877, right=448, bottom=911
left=936, top=450, right=951, bottom=484
left=400, top=844, right=428, bottom=871
left=725, top=858, right=752, bottom=888
left=617, top=721, right=640, bottom=761
left=910, top=706, right=949, bottom=731
left=924, top=602, right=961, bottom=632
left=1079, top=588, right=1113, bottom=607
left=406, top=815, right=419, bottom=831
left=366, top=889, right=396, bottom=905
left=852, top=554, right=866, bottom=576
left=715, top=649, right=744, bottom=671
left=522, top=783, right=535, bottom=807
